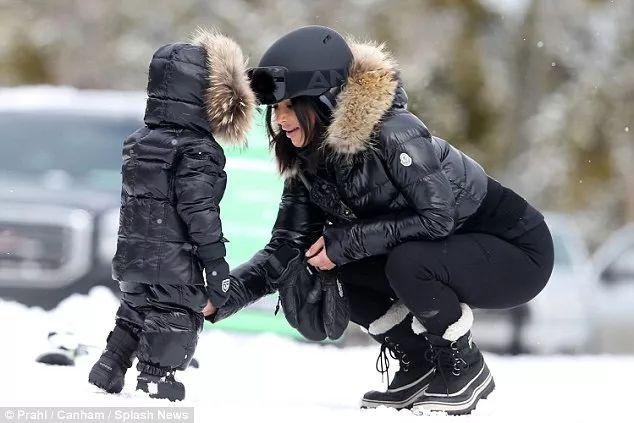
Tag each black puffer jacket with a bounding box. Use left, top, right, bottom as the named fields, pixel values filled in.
left=212, top=40, right=543, bottom=321
left=112, top=30, right=255, bottom=307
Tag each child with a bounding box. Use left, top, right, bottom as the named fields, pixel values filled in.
left=88, top=28, right=255, bottom=401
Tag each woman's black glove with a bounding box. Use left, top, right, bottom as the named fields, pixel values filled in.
left=319, top=270, right=350, bottom=340
left=295, top=271, right=328, bottom=342
left=264, top=244, right=326, bottom=341
left=264, top=244, right=350, bottom=341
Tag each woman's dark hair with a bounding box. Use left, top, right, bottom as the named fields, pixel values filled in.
left=265, top=96, right=331, bottom=174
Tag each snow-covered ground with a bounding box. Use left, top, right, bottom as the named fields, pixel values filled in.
left=1, top=287, right=631, bottom=423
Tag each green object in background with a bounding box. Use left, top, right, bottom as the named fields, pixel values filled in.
left=221, top=116, right=283, bottom=267
left=204, top=308, right=303, bottom=340
left=204, top=112, right=302, bottom=339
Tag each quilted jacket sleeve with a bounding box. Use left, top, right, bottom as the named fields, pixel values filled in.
left=174, top=138, right=230, bottom=306
left=174, top=139, right=228, bottom=252
left=323, top=133, right=456, bottom=265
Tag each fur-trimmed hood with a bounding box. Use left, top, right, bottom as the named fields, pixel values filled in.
left=144, top=28, right=255, bottom=147
left=325, top=39, right=401, bottom=156
left=193, top=28, right=255, bottom=146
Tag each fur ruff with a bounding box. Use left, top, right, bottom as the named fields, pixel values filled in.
left=411, top=317, right=428, bottom=335
left=325, top=38, right=399, bottom=156
left=193, top=27, right=255, bottom=147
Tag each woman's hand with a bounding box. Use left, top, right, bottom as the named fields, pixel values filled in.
left=202, top=299, right=216, bottom=317
left=306, top=236, right=336, bottom=270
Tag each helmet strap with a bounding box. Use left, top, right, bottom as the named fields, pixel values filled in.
left=318, top=85, right=342, bottom=112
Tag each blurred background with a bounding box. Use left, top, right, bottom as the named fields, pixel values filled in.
left=0, top=0, right=633, bottom=355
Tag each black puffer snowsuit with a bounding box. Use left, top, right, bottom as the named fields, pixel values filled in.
left=108, top=30, right=255, bottom=376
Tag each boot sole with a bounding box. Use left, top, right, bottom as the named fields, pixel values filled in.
left=88, top=365, right=124, bottom=394
left=360, top=368, right=435, bottom=410
left=412, top=369, right=495, bottom=416
left=360, top=384, right=429, bottom=410
left=136, top=380, right=185, bottom=402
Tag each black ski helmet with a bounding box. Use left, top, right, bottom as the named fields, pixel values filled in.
left=248, top=26, right=353, bottom=106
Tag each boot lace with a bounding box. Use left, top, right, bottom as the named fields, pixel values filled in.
left=424, top=341, right=469, bottom=393
left=375, top=336, right=411, bottom=389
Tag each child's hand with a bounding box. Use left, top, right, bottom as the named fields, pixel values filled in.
left=202, top=300, right=216, bottom=317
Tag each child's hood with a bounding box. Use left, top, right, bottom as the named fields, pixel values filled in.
left=144, top=28, right=255, bottom=147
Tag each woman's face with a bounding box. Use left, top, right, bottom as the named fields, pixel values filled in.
left=273, top=99, right=306, bottom=147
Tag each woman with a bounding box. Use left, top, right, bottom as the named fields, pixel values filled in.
left=205, top=26, right=554, bottom=415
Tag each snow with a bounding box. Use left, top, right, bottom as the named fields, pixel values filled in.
left=1, top=287, right=631, bottom=422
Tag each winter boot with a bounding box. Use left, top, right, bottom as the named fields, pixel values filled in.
left=88, top=323, right=139, bottom=394
left=136, top=363, right=185, bottom=402
left=412, top=304, right=495, bottom=416
left=360, top=302, right=435, bottom=410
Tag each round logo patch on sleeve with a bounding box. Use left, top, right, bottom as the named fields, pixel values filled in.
left=400, top=152, right=412, bottom=167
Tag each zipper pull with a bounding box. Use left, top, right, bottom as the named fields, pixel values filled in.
left=274, top=295, right=281, bottom=315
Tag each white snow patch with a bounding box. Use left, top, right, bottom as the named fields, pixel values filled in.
left=0, top=287, right=631, bottom=422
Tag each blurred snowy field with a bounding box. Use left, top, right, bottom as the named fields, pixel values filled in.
left=0, top=287, right=631, bottom=423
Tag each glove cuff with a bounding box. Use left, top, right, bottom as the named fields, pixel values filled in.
left=198, top=241, right=227, bottom=267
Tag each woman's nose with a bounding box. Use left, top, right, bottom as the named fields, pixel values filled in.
left=274, top=110, right=286, bottom=126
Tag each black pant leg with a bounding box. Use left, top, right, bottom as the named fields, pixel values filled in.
left=385, top=245, right=462, bottom=335
left=115, top=282, right=150, bottom=334
left=136, top=284, right=208, bottom=373
left=338, top=256, right=396, bottom=330
left=385, top=222, right=554, bottom=335
left=338, top=256, right=396, bottom=298
left=439, top=223, right=554, bottom=308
